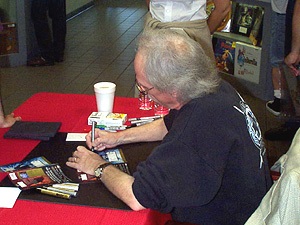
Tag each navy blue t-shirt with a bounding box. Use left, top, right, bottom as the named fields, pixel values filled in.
left=132, top=81, right=272, bottom=225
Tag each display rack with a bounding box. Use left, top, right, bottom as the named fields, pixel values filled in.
left=213, top=0, right=272, bottom=101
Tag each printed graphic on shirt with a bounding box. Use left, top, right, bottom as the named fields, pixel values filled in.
left=234, top=92, right=265, bottom=168
left=240, top=100, right=262, bottom=150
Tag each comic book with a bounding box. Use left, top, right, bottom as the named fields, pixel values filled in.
left=0, top=157, right=72, bottom=190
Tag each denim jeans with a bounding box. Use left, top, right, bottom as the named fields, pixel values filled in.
left=285, top=0, right=295, bottom=56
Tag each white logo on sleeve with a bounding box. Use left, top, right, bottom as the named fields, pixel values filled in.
left=233, top=92, right=265, bottom=168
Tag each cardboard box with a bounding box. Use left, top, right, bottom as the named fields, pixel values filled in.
left=88, top=112, right=127, bottom=126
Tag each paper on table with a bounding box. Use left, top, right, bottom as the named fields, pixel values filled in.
left=0, top=187, right=21, bottom=208
left=66, top=133, right=88, bottom=141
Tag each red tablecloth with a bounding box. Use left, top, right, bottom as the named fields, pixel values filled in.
left=0, top=92, right=171, bottom=225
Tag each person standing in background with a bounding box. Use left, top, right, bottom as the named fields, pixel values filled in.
left=144, top=0, right=231, bottom=62
left=265, top=0, right=288, bottom=116
left=27, top=0, right=66, bottom=67
left=265, top=0, right=300, bottom=141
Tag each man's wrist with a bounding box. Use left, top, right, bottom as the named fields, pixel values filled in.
left=94, top=162, right=112, bottom=179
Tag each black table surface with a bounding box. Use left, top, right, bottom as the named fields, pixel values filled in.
left=0, top=132, right=160, bottom=210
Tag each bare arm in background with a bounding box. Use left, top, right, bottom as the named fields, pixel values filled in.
left=0, top=96, right=21, bottom=128
left=284, top=0, right=300, bottom=71
left=207, top=0, right=231, bottom=34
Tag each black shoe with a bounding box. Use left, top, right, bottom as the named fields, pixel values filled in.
left=264, top=125, right=298, bottom=141
left=27, top=56, right=54, bottom=67
left=266, top=97, right=281, bottom=116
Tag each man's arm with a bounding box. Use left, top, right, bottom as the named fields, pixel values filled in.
left=207, top=0, right=231, bottom=34
left=0, top=98, right=21, bottom=128
left=101, top=165, right=145, bottom=210
left=86, top=118, right=168, bottom=151
left=284, top=0, right=300, bottom=69
left=67, top=146, right=146, bottom=210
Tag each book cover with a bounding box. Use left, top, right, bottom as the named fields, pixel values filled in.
left=213, top=37, right=236, bottom=75
left=78, top=148, right=130, bottom=182
left=234, top=42, right=262, bottom=84
left=231, top=3, right=259, bottom=37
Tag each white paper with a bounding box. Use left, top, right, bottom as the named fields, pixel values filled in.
left=66, top=133, right=88, bottom=141
left=0, top=187, right=21, bottom=208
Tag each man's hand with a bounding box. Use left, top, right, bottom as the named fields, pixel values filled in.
left=66, top=146, right=106, bottom=175
left=0, top=113, right=21, bottom=128
left=86, top=129, right=120, bottom=151
left=285, top=51, right=300, bottom=76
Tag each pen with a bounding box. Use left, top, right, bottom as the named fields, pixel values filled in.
left=91, top=121, right=96, bottom=152
left=37, top=187, right=71, bottom=199
left=128, top=115, right=162, bottom=121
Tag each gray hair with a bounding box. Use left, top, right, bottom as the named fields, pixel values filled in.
left=136, top=29, right=221, bottom=103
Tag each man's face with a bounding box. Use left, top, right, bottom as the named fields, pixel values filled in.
left=134, top=52, right=179, bottom=109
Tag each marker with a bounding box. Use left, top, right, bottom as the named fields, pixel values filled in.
left=127, top=121, right=150, bottom=128
left=99, top=125, right=127, bottom=131
left=44, top=186, right=77, bottom=197
left=130, top=119, right=154, bottom=124
left=37, top=187, right=71, bottom=199
left=52, top=183, right=79, bottom=191
left=128, top=115, right=162, bottom=121
left=91, top=121, right=96, bottom=152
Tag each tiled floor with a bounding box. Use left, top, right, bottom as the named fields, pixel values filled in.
left=0, top=0, right=291, bottom=166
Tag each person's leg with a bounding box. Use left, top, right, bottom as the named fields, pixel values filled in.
left=265, top=0, right=299, bottom=141
left=29, top=0, right=54, bottom=65
left=266, top=11, right=286, bottom=116
left=285, top=0, right=295, bottom=56
left=49, top=0, right=67, bottom=62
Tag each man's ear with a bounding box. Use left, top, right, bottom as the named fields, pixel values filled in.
left=170, top=90, right=178, bottom=98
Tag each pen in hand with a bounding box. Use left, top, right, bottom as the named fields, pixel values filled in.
left=91, top=121, right=96, bottom=152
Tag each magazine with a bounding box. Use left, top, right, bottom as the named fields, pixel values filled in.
left=78, top=148, right=130, bottom=182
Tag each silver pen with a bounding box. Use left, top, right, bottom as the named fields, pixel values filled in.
left=91, top=121, right=96, bottom=152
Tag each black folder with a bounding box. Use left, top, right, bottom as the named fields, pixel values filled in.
left=4, top=121, right=61, bottom=141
